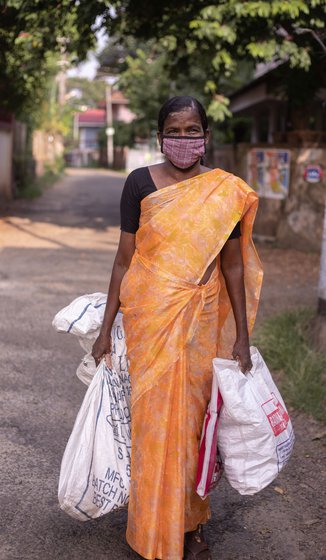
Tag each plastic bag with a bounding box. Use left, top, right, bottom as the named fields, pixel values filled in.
left=58, top=360, right=131, bottom=520
left=196, top=378, right=223, bottom=499
left=213, top=346, right=294, bottom=495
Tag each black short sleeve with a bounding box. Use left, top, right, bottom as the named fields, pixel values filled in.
left=120, top=172, right=142, bottom=234
left=120, top=168, right=157, bottom=233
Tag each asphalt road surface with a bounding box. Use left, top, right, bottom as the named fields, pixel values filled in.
left=0, top=169, right=324, bottom=560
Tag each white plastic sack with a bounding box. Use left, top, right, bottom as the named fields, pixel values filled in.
left=58, top=360, right=131, bottom=520
left=53, top=292, right=107, bottom=340
left=53, top=294, right=128, bottom=385
left=76, top=352, right=98, bottom=386
left=76, top=313, right=128, bottom=386
left=214, top=346, right=294, bottom=495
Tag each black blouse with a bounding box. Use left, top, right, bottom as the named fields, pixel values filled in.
left=120, top=166, right=241, bottom=238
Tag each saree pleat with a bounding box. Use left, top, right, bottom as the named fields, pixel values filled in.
left=119, top=169, right=263, bottom=560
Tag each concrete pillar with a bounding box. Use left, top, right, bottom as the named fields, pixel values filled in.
left=0, top=129, right=13, bottom=199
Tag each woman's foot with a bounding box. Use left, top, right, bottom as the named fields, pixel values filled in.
left=184, top=525, right=212, bottom=559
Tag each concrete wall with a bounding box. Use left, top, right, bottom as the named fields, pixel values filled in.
left=0, top=128, right=13, bottom=200
left=211, top=143, right=326, bottom=252
left=277, top=148, right=325, bottom=252
left=32, top=130, right=64, bottom=176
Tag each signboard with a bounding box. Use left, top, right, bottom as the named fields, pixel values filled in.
left=247, top=148, right=291, bottom=199
left=304, top=164, right=323, bottom=184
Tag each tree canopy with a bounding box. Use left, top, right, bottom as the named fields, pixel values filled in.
left=107, top=0, right=326, bottom=120
left=1, top=0, right=325, bottom=123
left=0, top=0, right=110, bottom=119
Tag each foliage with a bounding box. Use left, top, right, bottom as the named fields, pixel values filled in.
left=107, top=0, right=326, bottom=120
left=2, top=1, right=325, bottom=129
left=0, top=1, right=111, bottom=119
left=253, top=309, right=326, bottom=423
left=97, top=120, right=135, bottom=150
left=117, top=44, right=171, bottom=136
left=66, top=77, right=106, bottom=108
left=98, top=37, right=253, bottom=135
left=16, top=156, right=65, bottom=199
left=111, top=121, right=135, bottom=147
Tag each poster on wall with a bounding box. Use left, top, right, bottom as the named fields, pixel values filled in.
left=247, top=148, right=291, bottom=199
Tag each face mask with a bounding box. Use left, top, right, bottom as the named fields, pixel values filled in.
left=161, top=136, right=206, bottom=170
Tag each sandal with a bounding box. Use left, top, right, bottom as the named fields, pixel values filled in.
left=184, top=525, right=212, bottom=560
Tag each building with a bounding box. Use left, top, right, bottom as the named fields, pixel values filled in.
left=212, top=62, right=326, bottom=251
left=71, top=90, right=135, bottom=167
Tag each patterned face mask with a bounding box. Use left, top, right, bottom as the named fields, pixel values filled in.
left=161, top=136, right=206, bottom=170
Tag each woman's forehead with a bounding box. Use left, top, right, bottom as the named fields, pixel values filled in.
left=164, top=108, right=202, bottom=126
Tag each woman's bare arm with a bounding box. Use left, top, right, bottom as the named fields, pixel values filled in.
left=92, top=231, right=135, bottom=364
left=220, top=237, right=252, bottom=372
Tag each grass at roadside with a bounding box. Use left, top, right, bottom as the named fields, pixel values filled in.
left=16, top=156, right=65, bottom=199
left=16, top=169, right=62, bottom=199
left=253, top=308, right=326, bottom=423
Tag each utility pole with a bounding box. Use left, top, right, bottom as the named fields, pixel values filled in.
left=96, top=71, right=117, bottom=169
left=105, top=83, right=114, bottom=168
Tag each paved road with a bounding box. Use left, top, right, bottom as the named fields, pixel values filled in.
left=0, top=169, right=324, bottom=560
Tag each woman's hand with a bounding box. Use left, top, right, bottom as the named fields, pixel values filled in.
left=92, top=333, right=112, bottom=367
left=232, top=336, right=252, bottom=374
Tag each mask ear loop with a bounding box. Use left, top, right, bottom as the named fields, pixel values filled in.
left=201, top=134, right=208, bottom=165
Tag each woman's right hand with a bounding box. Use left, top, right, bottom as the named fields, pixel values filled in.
left=92, top=333, right=112, bottom=367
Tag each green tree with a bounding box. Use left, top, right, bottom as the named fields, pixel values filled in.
left=66, top=77, right=106, bottom=108
left=106, top=0, right=326, bottom=121
left=0, top=0, right=111, bottom=120
left=98, top=36, right=254, bottom=136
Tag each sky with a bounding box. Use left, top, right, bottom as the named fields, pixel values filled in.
left=67, top=27, right=109, bottom=80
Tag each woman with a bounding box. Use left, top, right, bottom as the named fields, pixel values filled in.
left=92, top=96, right=263, bottom=560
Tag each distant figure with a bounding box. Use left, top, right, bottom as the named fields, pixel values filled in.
left=92, top=96, right=263, bottom=560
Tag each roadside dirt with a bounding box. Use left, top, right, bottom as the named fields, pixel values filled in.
left=0, top=169, right=325, bottom=560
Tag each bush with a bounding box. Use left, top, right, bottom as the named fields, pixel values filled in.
left=16, top=155, right=65, bottom=199
left=253, top=308, right=326, bottom=423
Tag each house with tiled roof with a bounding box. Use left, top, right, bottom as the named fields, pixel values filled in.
left=72, top=90, right=135, bottom=166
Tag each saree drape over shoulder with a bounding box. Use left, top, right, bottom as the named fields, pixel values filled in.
left=119, top=169, right=263, bottom=560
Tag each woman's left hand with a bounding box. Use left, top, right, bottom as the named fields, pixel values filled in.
left=232, top=337, right=252, bottom=374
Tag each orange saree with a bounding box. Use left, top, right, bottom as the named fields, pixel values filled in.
left=119, top=168, right=263, bottom=560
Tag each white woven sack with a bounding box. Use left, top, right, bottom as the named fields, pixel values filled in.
left=52, top=292, right=107, bottom=340
left=76, top=312, right=128, bottom=386
left=76, top=352, right=97, bottom=386
left=52, top=294, right=127, bottom=384
left=58, top=360, right=131, bottom=520
left=214, top=346, right=294, bottom=495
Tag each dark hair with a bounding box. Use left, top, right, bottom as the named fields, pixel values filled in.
left=158, top=96, right=208, bottom=133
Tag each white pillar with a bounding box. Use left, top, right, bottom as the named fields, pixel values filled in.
left=106, top=84, right=114, bottom=168
left=318, top=202, right=326, bottom=316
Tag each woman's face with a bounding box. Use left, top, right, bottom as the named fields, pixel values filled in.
left=157, top=107, right=209, bottom=145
